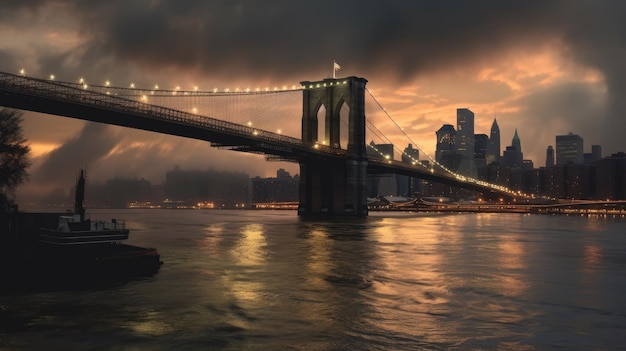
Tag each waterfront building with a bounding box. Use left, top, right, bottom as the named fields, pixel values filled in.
left=165, top=166, right=250, bottom=207
left=477, top=163, right=510, bottom=188
left=523, top=167, right=544, bottom=197
left=251, top=168, right=299, bottom=204
left=556, top=133, right=584, bottom=165
left=594, top=152, right=626, bottom=200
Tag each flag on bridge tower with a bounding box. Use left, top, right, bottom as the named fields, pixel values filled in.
left=333, top=60, right=341, bottom=78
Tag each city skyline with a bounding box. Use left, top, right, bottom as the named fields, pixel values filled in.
left=2, top=1, right=625, bottom=200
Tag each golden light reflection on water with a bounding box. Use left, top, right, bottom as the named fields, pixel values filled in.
left=582, top=244, right=602, bottom=266
left=367, top=213, right=540, bottom=345
left=496, top=239, right=530, bottom=297
left=370, top=215, right=454, bottom=342
left=123, top=309, right=175, bottom=336
left=200, top=223, right=224, bottom=255
left=304, top=227, right=333, bottom=291
left=578, top=243, right=604, bottom=308
left=231, top=223, right=267, bottom=267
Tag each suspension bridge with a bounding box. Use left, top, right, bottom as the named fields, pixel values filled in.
left=0, top=70, right=524, bottom=216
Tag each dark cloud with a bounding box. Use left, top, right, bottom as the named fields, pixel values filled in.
left=558, top=1, right=626, bottom=155
left=63, top=1, right=568, bottom=81
left=512, top=82, right=607, bottom=164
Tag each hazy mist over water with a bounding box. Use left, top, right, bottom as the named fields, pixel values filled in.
left=1, top=210, right=625, bottom=350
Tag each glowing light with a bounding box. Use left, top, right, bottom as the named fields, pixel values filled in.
left=83, top=84, right=88, bottom=89
left=192, top=107, right=198, bottom=114
left=79, top=77, right=84, bottom=84
left=49, top=74, right=55, bottom=80
left=130, top=82, right=135, bottom=89
left=105, top=80, right=110, bottom=86
left=277, top=129, right=282, bottom=134
left=213, top=88, right=218, bottom=93
left=19, top=69, right=25, bottom=76
left=154, top=84, right=159, bottom=90
left=194, top=86, right=198, bottom=91
left=247, top=121, right=252, bottom=126
left=252, top=130, right=258, bottom=136
left=141, top=95, right=148, bottom=102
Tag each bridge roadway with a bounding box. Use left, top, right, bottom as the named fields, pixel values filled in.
left=0, top=71, right=511, bottom=199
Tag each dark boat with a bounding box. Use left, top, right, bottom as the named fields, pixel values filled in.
left=2, top=170, right=162, bottom=291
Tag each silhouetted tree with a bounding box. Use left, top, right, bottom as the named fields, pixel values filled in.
left=0, top=108, right=30, bottom=211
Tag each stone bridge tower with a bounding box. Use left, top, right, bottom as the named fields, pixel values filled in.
left=298, top=76, right=368, bottom=216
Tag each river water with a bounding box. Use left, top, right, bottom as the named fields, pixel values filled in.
left=1, top=210, right=625, bottom=350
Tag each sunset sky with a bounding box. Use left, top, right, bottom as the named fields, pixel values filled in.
left=1, top=1, right=625, bottom=201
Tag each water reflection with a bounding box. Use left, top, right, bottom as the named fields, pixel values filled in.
left=4, top=210, right=625, bottom=350
left=365, top=213, right=546, bottom=348
left=231, top=223, right=267, bottom=266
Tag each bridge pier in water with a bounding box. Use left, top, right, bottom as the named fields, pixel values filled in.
left=298, top=76, right=369, bottom=217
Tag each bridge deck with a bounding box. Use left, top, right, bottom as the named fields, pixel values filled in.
left=0, top=71, right=517, bottom=198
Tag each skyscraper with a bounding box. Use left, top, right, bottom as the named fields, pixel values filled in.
left=435, top=124, right=461, bottom=171
left=591, top=145, right=602, bottom=161
left=503, top=129, right=523, bottom=168
left=584, top=144, right=602, bottom=164
left=474, top=133, right=488, bottom=168
left=512, top=128, right=521, bottom=151
left=556, top=133, right=584, bottom=165
left=366, top=142, right=397, bottom=196
left=546, top=145, right=555, bottom=167
left=486, top=118, right=500, bottom=165
left=399, top=144, right=420, bottom=196
left=456, top=108, right=476, bottom=176
left=401, top=143, right=419, bottom=165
